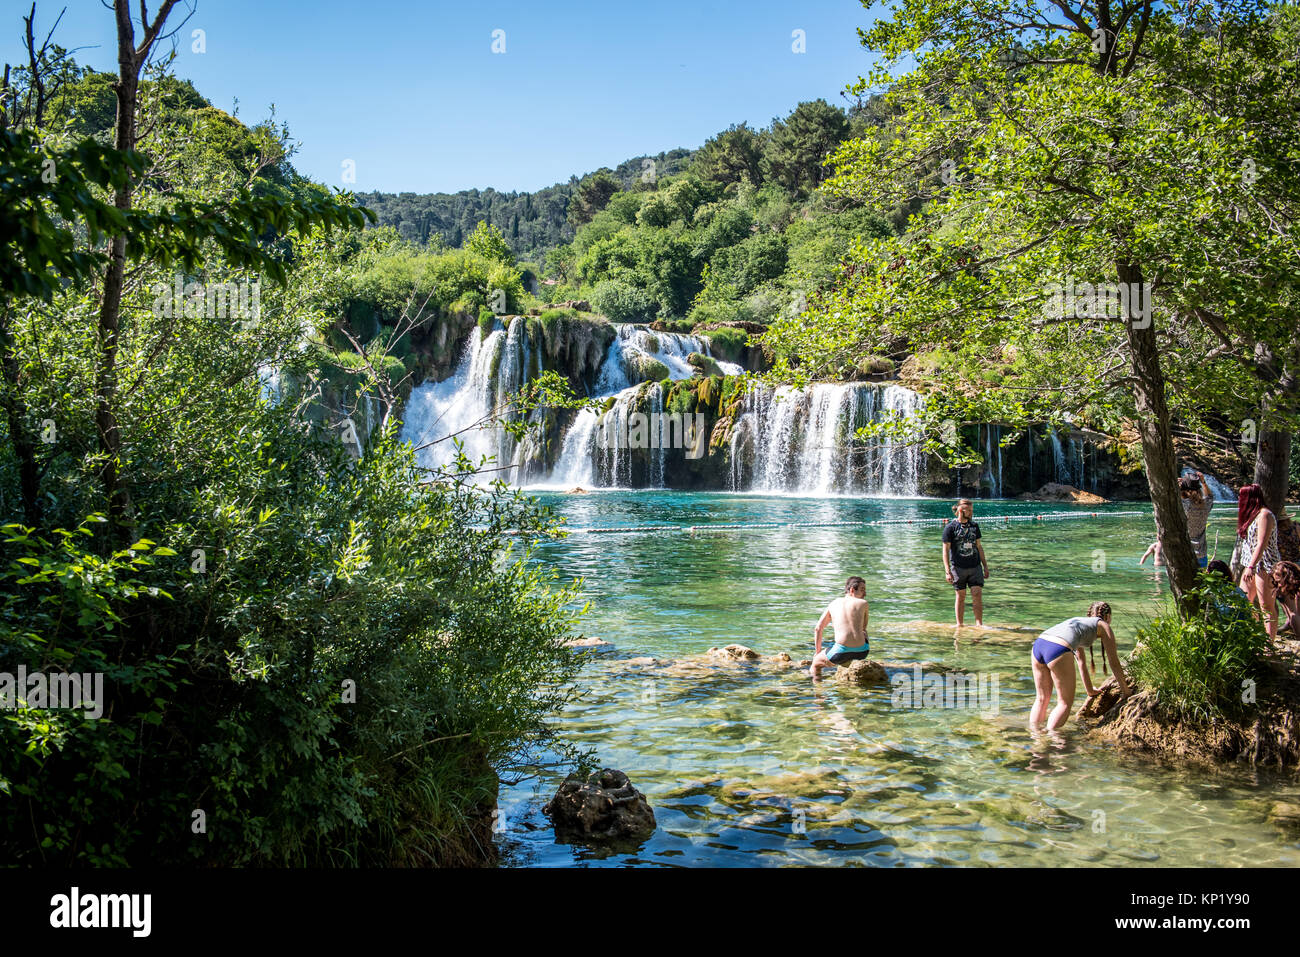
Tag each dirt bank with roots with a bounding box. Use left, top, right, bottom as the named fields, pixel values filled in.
left=1080, top=636, right=1300, bottom=770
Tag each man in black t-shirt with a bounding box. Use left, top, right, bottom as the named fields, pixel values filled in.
left=941, top=498, right=990, bottom=626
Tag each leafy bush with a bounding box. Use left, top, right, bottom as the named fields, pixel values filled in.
left=0, top=416, right=587, bottom=866
left=591, top=278, right=656, bottom=323
left=857, top=355, right=896, bottom=376
left=539, top=307, right=580, bottom=325
left=698, top=326, right=752, bottom=364
left=1127, top=577, right=1269, bottom=724
left=465, top=221, right=514, bottom=264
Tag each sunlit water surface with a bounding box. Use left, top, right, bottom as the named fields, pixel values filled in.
left=494, top=492, right=1299, bottom=867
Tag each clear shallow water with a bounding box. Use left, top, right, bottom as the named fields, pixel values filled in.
left=496, top=492, right=1300, bottom=867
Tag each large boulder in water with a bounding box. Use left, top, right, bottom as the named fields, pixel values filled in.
left=543, top=769, right=656, bottom=843
left=1018, top=482, right=1108, bottom=504
left=834, top=659, right=889, bottom=685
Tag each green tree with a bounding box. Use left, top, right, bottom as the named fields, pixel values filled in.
left=566, top=169, right=620, bottom=229
left=464, top=220, right=514, bottom=265
left=767, top=0, right=1300, bottom=602
left=692, top=122, right=764, bottom=190
left=762, top=100, right=850, bottom=195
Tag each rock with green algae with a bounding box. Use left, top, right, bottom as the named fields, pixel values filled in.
left=623, top=351, right=670, bottom=385
left=833, top=659, right=890, bottom=685
left=706, top=644, right=762, bottom=661
left=1267, top=801, right=1300, bottom=836
left=687, top=352, right=723, bottom=377
left=719, top=768, right=853, bottom=804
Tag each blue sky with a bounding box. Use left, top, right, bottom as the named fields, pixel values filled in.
left=8, top=0, right=885, bottom=194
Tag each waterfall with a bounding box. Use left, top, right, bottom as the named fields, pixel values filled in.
left=257, top=363, right=284, bottom=405
left=550, top=409, right=598, bottom=488
left=1027, top=428, right=1034, bottom=490
left=1193, top=470, right=1237, bottom=503
left=403, top=318, right=535, bottom=481
left=402, top=317, right=927, bottom=495
left=595, top=325, right=742, bottom=393
left=982, top=425, right=1002, bottom=498
left=728, top=381, right=924, bottom=496
left=543, top=326, right=739, bottom=488
left=1049, top=427, right=1067, bottom=483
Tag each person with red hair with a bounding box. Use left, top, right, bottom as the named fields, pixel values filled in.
left=1238, top=484, right=1281, bottom=639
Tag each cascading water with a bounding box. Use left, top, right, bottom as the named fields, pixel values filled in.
left=402, top=317, right=933, bottom=496
left=544, top=327, right=740, bottom=488
left=982, top=425, right=1004, bottom=498
left=1193, top=470, right=1238, bottom=503
left=402, top=317, right=540, bottom=483
left=729, top=381, right=925, bottom=496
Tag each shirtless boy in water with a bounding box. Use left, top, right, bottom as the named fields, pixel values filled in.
left=809, top=576, right=870, bottom=679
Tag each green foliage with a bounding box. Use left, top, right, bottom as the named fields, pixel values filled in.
left=538, top=307, right=580, bottom=326
left=700, top=233, right=788, bottom=301
left=479, top=307, right=498, bottom=339
left=567, top=169, right=621, bottom=229
left=697, top=326, right=751, bottom=364
left=465, top=221, right=515, bottom=265
left=0, top=47, right=587, bottom=867
left=590, top=278, right=656, bottom=323
left=1127, top=577, right=1269, bottom=724
left=692, top=122, right=765, bottom=191
left=762, top=100, right=850, bottom=195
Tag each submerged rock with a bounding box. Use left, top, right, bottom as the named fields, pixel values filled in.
left=834, top=659, right=890, bottom=685
left=564, top=636, right=610, bottom=648
left=543, top=769, right=656, bottom=844
left=1268, top=802, right=1300, bottom=836
left=707, top=644, right=762, bottom=661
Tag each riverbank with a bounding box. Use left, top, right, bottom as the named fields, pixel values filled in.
left=1082, top=635, right=1300, bottom=770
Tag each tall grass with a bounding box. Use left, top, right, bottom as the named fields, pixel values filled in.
left=1127, top=577, right=1269, bottom=724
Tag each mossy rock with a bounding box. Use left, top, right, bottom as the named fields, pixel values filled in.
left=700, top=327, right=751, bottom=364
left=478, top=308, right=498, bottom=340
left=666, top=383, right=698, bottom=415
left=697, top=374, right=723, bottom=409
left=624, top=351, right=670, bottom=385
left=855, top=355, right=895, bottom=378
left=688, top=352, right=723, bottom=378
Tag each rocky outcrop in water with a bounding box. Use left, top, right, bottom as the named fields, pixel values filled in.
left=543, top=769, right=656, bottom=844
left=834, top=659, right=889, bottom=685
left=1083, top=654, right=1300, bottom=768
left=1019, top=482, right=1109, bottom=504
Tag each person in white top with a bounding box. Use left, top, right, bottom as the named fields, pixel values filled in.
left=1029, top=601, right=1131, bottom=730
